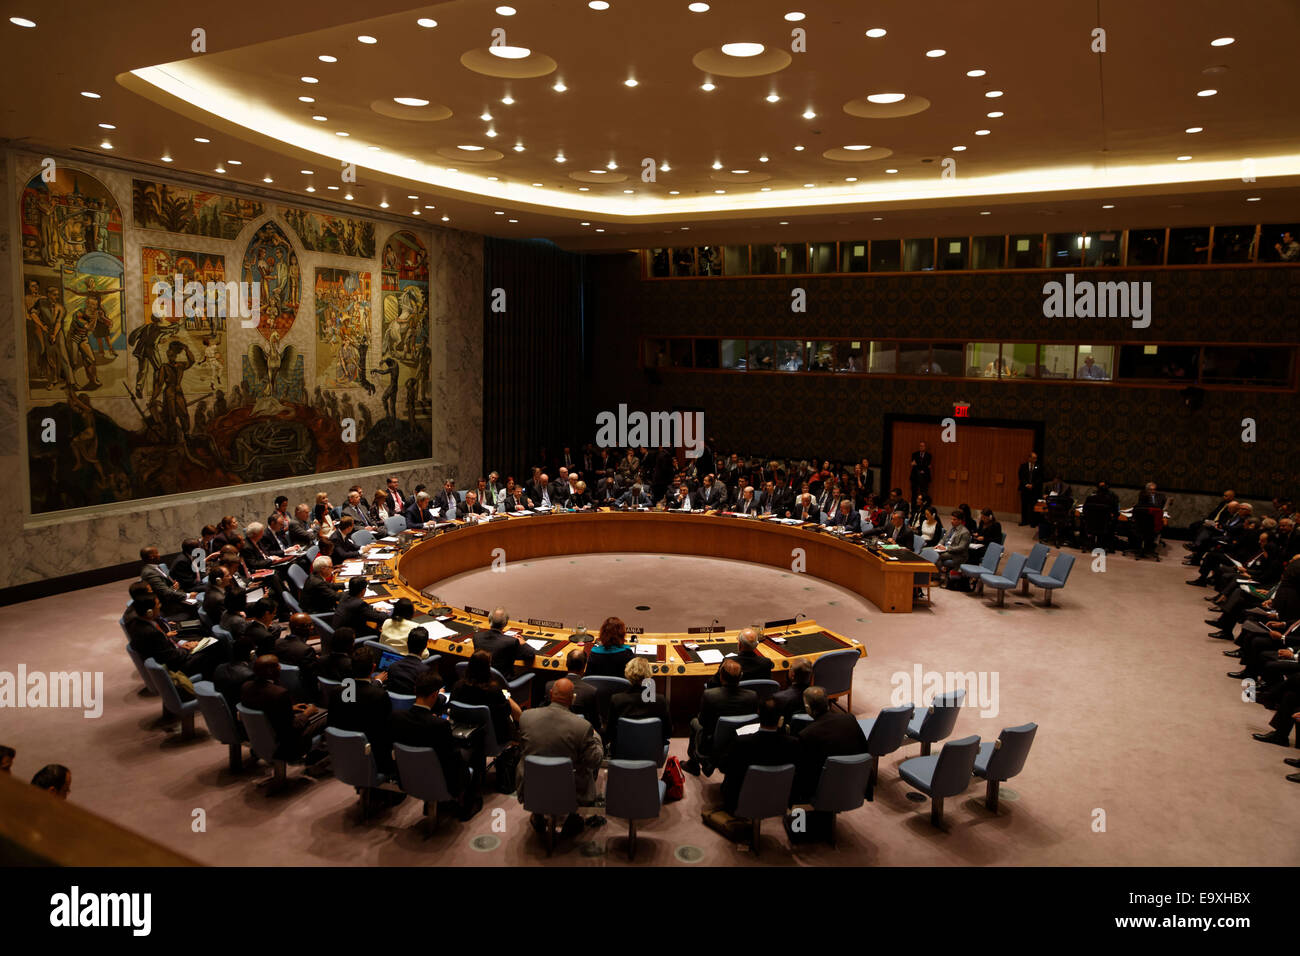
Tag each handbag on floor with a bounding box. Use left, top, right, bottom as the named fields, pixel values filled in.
left=661, top=755, right=685, bottom=801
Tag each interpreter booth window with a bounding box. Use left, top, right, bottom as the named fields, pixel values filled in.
left=1082, top=231, right=1122, bottom=267
left=695, top=246, right=721, bottom=276
left=1201, top=347, right=1292, bottom=387
left=1047, top=233, right=1084, bottom=267
left=1117, top=344, right=1198, bottom=382
left=723, top=245, right=751, bottom=275
left=871, top=239, right=902, bottom=272
left=903, top=237, right=936, bottom=272
left=1126, top=229, right=1165, bottom=266
left=972, top=235, right=1005, bottom=269
left=1168, top=227, right=1211, bottom=265
left=751, top=242, right=808, bottom=274
left=840, top=241, right=870, bottom=272
left=1038, top=344, right=1078, bottom=379
left=648, top=248, right=671, bottom=277
left=899, top=344, right=932, bottom=375
left=720, top=339, right=747, bottom=370
left=1009, top=234, right=1044, bottom=268
left=671, top=247, right=697, bottom=276
left=1262, top=223, right=1300, bottom=262
left=694, top=338, right=721, bottom=369
left=966, top=342, right=1004, bottom=378
left=1075, top=345, right=1114, bottom=380
left=668, top=339, right=694, bottom=367
left=644, top=339, right=670, bottom=368
left=771, top=340, right=805, bottom=371
left=1002, top=343, right=1040, bottom=378
left=1209, top=226, right=1255, bottom=264
left=938, top=237, right=969, bottom=270
left=930, top=343, right=965, bottom=376
left=810, top=242, right=837, bottom=273
left=809, top=341, right=864, bottom=372
left=865, top=341, right=898, bottom=374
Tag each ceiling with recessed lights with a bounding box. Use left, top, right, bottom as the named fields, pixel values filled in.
left=3, top=0, right=1298, bottom=250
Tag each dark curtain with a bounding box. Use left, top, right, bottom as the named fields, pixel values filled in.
left=482, top=238, right=585, bottom=480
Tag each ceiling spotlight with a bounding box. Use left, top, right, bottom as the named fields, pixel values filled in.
left=1101, top=204, right=1115, bottom=209
left=986, top=110, right=1004, bottom=118
left=578, top=186, right=590, bottom=191
left=301, top=76, right=318, bottom=84
left=730, top=169, right=749, bottom=174
left=394, top=96, right=429, bottom=106
left=263, top=176, right=273, bottom=183
left=99, top=140, right=112, bottom=149
left=759, top=155, right=769, bottom=162
left=701, top=81, right=716, bottom=91
left=660, top=161, right=670, bottom=171
left=441, top=215, right=449, bottom=221
left=803, top=183, right=815, bottom=188
left=485, top=129, right=498, bottom=137
left=417, top=18, right=437, bottom=27
left=595, top=228, right=604, bottom=232
left=501, top=95, right=515, bottom=105
left=624, top=77, right=639, bottom=87
left=508, top=219, right=518, bottom=223
left=711, top=160, right=723, bottom=169
left=194, top=136, right=210, bottom=143
left=979, top=210, right=991, bottom=215
left=357, top=35, right=377, bottom=44
left=1176, top=155, right=1191, bottom=161
left=843, top=144, right=871, bottom=151
left=784, top=11, right=805, bottom=21
left=424, top=204, right=436, bottom=208
left=1210, top=36, right=1234, bottom=46
left=380, top=200, right=390, bottom=208
left=513, top=143, right=525, bottom=152
left=884, top=168, right=898, bottom=174
left=1185, top=126, right=1203, bottom=133
left=1246, top=196, right=1260, bottom=202
left=311, top=115, right=327, bottom=121
left=866, top=93, right=905, bottom=104
left=368, top=145, right=382, bottom=151
left=985, top=90, right=1003, bottom=98
left=318, top=54, right=337, bottom=63
left=530, top=184, right=542, bottom=188
left=625, top=189, right=636, bottom=194
left=779, top=221, right=789, bottom=225
left=335, top=131, right=349, bottom=136
left=480, top=110, right=493, bottom=121
left=715, top=189, right=726, bottom=194
left=802, top=108, right=817, bottom=118
left=589, top=0, right=610, bottom=7
left=411, top=209, right=421, bottom=215
left=793, top=145, right=805, bottom=151
left=494, top=210, right=504, bottom=215
left=952, top=145, right=966, bottom=151
left=227, top=159, right=242, bottom=165
left=555, top=153, right=566, bottom=163
left=722, top=42, right=765, bottom=57
left=489, top=45, right=531, bottom=59
left=865, top=28, right=886, bottom=37
left=98, top=122, right=115, bottom=129
left=688, top=2, right=710, bottom=10
left=327, top=185, right=339, bottom=190
left=1197, top=89, right=1217, bottom=96
left=80, top=90, right=101, bottom=98
left=588, top=169, right=607, bottom=174
left=845, top=177, right=858, bottom=182
left=607, top=159, right=618, bottom=169
left=300, top=169, right=313, bottom=174
left=553, top=80, right=567, bottom=92
left=965, top=69, right=986, bottom=77
left=305, top=186, right=315, bottom=192
left=161, top=155, right=173, bottom=162
left=872, top=216, right=883, bottom=221
left=215, top=165, right=225, bottom=173
left=298, top=96, right=315, bottom=103
left=765, top=92, right=780, bottom=102
left=496, top=5, right=517, bottom=14
left=9, top=17, right=37, bottom=27
left=925, top=49, right=946, bottom=57
left=975, top=129, right=990, bottom=135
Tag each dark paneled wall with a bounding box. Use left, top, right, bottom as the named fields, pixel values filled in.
left=482, top=238, right=585, bottom=480
left=586, top=254, right=1300, bottom=498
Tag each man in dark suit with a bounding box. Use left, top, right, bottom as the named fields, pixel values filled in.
left=707, top=628, right=773, bottom=687
left=333, top=577, right=387, bottom=636
left=139, top=546, right=197, bottom=620
left=827, top=499, right=863, bottom=532
left=383, top=476, right=408, bottom=519
left=685, top=658, right=760, bottom=776
left=786, top=492, right=821, bottom=524
left=608, top=656, right=671, bottom=755
left=327, top=645, right=395, bottom=772
left=792, top=686, right=868, bottom=805
left=665, top=481, right=698, bottom=511
left=718, top=696, right=801, bottom=814
left=460, top=490, right=489, bottom=518
left=213, top=636, right=256, bottom=711
left=241, top=654, right=328, bottom=762
left=220, top=588, right=251, bottom=641
left=318, top=627, right=356, bottom=681
left=340, top=490, right=373, bottom=529
left=287, top=504, right=317, bottom=547
left=384, top=627, right=431, bottom=696
left=273, top=613, right=321, bottom=700
left=240, top=522, right=277, bottom=571
left=772, top=658, right=813, bottom=722
left=909, top=441, right=933, bottom=503
left=1018, top=451, right=1044, bottom=527
left=169, top=537, right=204, bottom=592
left=542, top=648, right=601, bottom=733
left=263, top=515, right=291, bottom=556
left=698, top=474, right=728, bottom=511
left=472, top=606, right=535, bottom=680
left=243, top=598, right=281, bottom=656
left=432, top=479, right=459, bottom=518
left=125, top=595, right=222, bottom=680
left=735, top=485, right=759, bottom=514
left=616, top=483, right=653, bottom=508
left=328, top=517, right=364, bottom=563
left=302, top=557, right=342, bottom=614
left=391, top=670, right=474, bottom=815
left=405, top=492, right=437, bottom=527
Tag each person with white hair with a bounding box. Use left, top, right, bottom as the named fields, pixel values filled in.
left=301, top=555, right=341, bottom=613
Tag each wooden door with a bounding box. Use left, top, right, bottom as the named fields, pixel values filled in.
left=890, top=422, right=1035, bottom=513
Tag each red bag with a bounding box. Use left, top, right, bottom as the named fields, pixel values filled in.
left=661, top=756, right=685, bottom=802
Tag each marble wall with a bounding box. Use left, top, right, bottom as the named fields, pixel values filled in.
left=0, top=148, right=483, bottom=590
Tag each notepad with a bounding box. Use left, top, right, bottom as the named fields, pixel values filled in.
left=697, top=649, right=724, bottom=665
left=633, top=644, right=657, bottom=656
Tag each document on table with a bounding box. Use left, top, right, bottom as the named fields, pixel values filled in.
left=524, top=638, right=550, bottom=651
left=633, top=644, right=657, bottom=656
left=735, top=722, right=761, bottom=736
left=380, top=536, right=399, bottom=543
left=339, top=561, right=365, bottom=576
left=366, top=550, right=398, bottom=561
left=424, top=621, right=458, bottom=640
left=372, top=600, right=395, bottom=613
left=697, top=649, right=724, bottom=665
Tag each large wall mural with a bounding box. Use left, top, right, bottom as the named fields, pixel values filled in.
left=21, top=164, right=437, bottom=515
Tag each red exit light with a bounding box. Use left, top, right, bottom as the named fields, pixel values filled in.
left=954, top=403, right=970, bottom=418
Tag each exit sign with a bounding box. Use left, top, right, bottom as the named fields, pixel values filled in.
left=954, top=403, right=971, bottom=418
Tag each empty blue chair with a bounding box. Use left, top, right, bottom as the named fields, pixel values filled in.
left=1025, top=554, right=1075, bottom=606
left=317, top=676, right=342, bottom=707
left=615, top=717, right=669, bottom=766
left=277, top=663, right=301, bottom=699
left=811, top=753, right=872, bottom=845
left=739, top=679, right=780, bottom=702
left=979, top=552, right=1028, bottom=608
left=973, top=722, right=1038, bottom=812
left=605, top=759, right=666, bottom=860
left=898, top=734, right=981, bottom=827
left=856, top=703, right=915, bottom=800
left=124, top=641, right=156, bottom=695
left=211, top=624, right=232, bottom=645
left=520, top=755, right=577, bottom=856
left=1019, top=543, right=1050, bottom=594
left=912, top=533, right=925, bottom=553
left=905, top=689, right=966, bottom=757
left=303, top=544, right=320, bottom=563
left=960, top=542, right=1004, bottom=587
left=706, top=713, right=757, bottom=775
left=812, top=648, right=859, bottom=713
left=389, top=691, right=416, bottom=711
left=143, top=659, right=199, bottom=739
left=351, top=529, right=374, bottom=547
left=287, top=563, right=308, bottom=593
left=196, top=607, right=213, bottom=632
left=325, top=727, right=392, bottom=818
left=236, top=703, right=291, bottom=790
left=311, top=614, right=335, bottom=639
left=734, top=763, right=796, bottom=855
left=393, top=742, right=466, bottom=835
left=282, top=590, right=302, bottom=613
left=449, top=700, right=506, bottom=790
left=385, top=514, right=408, bottom=535
left=193, top=680, right=246, bottom=772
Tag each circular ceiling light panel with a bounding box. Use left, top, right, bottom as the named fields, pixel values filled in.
left=709, top=170, right=773, bottom=183
left=370, top=98, right=452, bottom=121
left=843, top=93, right=930, bottom=118
left=693, top=45, right=792, bottom=77
left=462, top=47, right=558, bottom=78
left=568, top=170, right=629, bottom=183
left=821, top=145, right=894, bottom=162
left=866, top=92, right=906, bottom=104
left=435, top=146, right=504, bottom=162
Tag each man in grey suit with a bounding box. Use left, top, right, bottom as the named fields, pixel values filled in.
left=933, top=511, right=972, bottom=584
left=340, top=490, right=373, bottom=529
left=139, top=546, right=197, bottom=620
left=519, top=678, right=605, bottom=836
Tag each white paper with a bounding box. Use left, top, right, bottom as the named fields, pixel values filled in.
left=371, top=600, right=394, bottom=612
left=633, top=644, right=657, bottom=656
left=525, top=638, right=549, bottom=651
left=697, top=649, right=724, bottom=665
left=380, top=536, right=399, bottom=543
left=735, top=722, right=761, bottom=736
left=424, top=621, right=458, bottom=640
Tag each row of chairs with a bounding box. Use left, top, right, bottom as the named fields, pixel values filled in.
left=955, top=542, right=1076, bottom=607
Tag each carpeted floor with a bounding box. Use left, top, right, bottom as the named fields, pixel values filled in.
left=2, top=519, right=1296, bottom=867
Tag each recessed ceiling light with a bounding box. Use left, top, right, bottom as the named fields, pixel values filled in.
left=1210, top=36, right=1234, bottom=46
left=300, top=169, right=313, bottom=174
left=779, top=221, right=789, bottom=225
left=480, top=110, right=493, bottom=121
left=760, top=187, right=771, bottom=191
left=722, top=42, right=765, bottom=57
left=765, top=92, right=780, bottom=103
left=406, top=194, right=418, bottom=199
left=952, top=145, right=966, bottom=151
left=9, top=17, right=36, bottom=27
left=555, top=154, right=566, bottom=163
left=793, top=145, right=805, bottom=151
left=513, top=143, right=525, bottom=152
left=301, top=76, right=318, bottom=84
left=368, top=146, right=382, bottom=151
left=425, top=204, right=437, bottom=208
left=578, top=186, right=590, bottom=191
left=494, top=211, right=504, bottom=215
left=1197, top=88, right=1217, bottom=96
left=263, top=176, right=273, bottom=183
left=485, top=129, right=498, bottom=137
left=865, top=28, right=887, bottom=37
left=488, top=176, right=499, bottom=181
left=659, top=162, right=670, bottom=172
left=979, top=211, right=991, bottom=215
left=411, top=208, right=420, bottom=215
left=587, top=169, right=607, bottom=175
left=689, top=1, right=710, bottom=10
left=80, top=90, right=100, bottom=99
left=711, top=160, right=723, bottom=169
left=553, top=80, right=567, bottom=92
left=496, top=5, right=517, bottom=14
left=227, top=159, right=241, bottom=165
left=589, top=0, right=610, bottom=8
left=417, top=18, right=437, bottom=27
left=985, top=90, right=1003, bottom=98
left=595, top=228, right=604, bottom=232
left=866, top=93, right=906, bottom=104
left=1184, top=126, right=1203, bottom=133
left=759, top=155, right=769, bottom=162
left=845, top=177, right=858, bottom=182
left=1101, top=204, right=1115, bottom=209
left=501, top=94, right=515, bottom=105
left=489, top=45, right=531, bottom=59
left=194, top=136, right=210, bottom=143
left=379, top=201, right=390, bottom=208
left=161, top=155, right=173, bottom=163
left=730, top=169, right=749, bottom=174
left=327, top=185, right=339, bottom=190
left=606, top=160, right=618, bottom=169
left=872, top=216, right=883, bottom=221
left=357, top=35, right=377, bottom=44
left=344, top=193, right=353, bottom=200
left=581, top=221, right=592, bottom=226
left=1245, top=196, right=1261, bottom=202
left=298, top=95, right=315, bottom=103
left=626, top=189, right=636, bottom=194
left=965, top=69, right=986, bottom=77
left=803, top=183, right=815, bottom=188
left=925, top=49, right=946, bottom=57
left=884, top=168, right=898, bottom=174
left=458, top=144, right=486, bottom=152
left=784, top=11, right=805, bottom=21
left=311, top=115, right=327, bottom=121
left=1176, top=155, right=1191, bottom=161
left=701, top=81, right=716, bottom=91
left=624, top=78, right=638, bottom=87
left=318, top=55, right=337, bottom=63
left=98, top=122, right=115, bottom=129
left=306, top=186, right=315, bottom=192
left=394, top=96, right=429, bottom=107
left=986, top=110, right=1004, bottom=118
left=215, top=165, right=225, bottom=173
left=99, top=140, right=112, bottom=150
left=508, top=219, right=518, bottom=223
left=669, top=190, right=680, bottom=195
left=335, top=131, right=349, bottom=136
left=975, top=129, right=990, bottom=135
left=802, top=108, right=817, bottom=119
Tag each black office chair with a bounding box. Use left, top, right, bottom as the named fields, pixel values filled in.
left=1078, top=501, right=1114, bottom=553
left=1041, top=496, right=1075, bottom=548
left=1125, top=507, right=1162, bottom=561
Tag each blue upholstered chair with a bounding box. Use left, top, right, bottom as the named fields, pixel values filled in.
left=1019, top=543, right=1050, bottom=594
left=905, top=689, right=965, bottom=757
left=143, top=658, right=199, bottom=739
left=614, top=717, right=669, bottom=766
left=706, top=713, right=757, bottom=775
left=978, top=552, right=1028, bottom=607
left=856, top=703, right=916, bottom=800
left=193, top=680, right=246, bottom=772
left=960, top=542, right=1003, bottom=592
left=973, top=722, right=1038, bottom=812
left=898, top=734, right=981, bottom=827
left=388, top=691, right=416, bottom=711
left=325, top=727, right=391, bottom=818
left=351, top=529, right=374, bottom=547
left=812, top=648, right=859, bottom=713
left=811, top=753, right=872, bottom=845
left=1025, top=553, right=1075, bottom=606
left=393, top=742, right=467, bottom=835
left=735, top=763, right=796, bottom=855
left=385, top=515, right=408, bottom=535
left=520, top=755, right=577, bottom=856
left=454, top=660, right=535, bottom=703
left=605, top=758, right=666, bottom=859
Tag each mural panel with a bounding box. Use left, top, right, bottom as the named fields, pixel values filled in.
left=280, top=205, right=375, bottom=257
left=132, top=179, right=263, bottom=239
left=314, top=268, right=372, bottom=389
left=241, top=220, right=300, bottom=341
left=381, top=231, right=431, bottom=429
left=138, top=247, right=228, bottom=397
